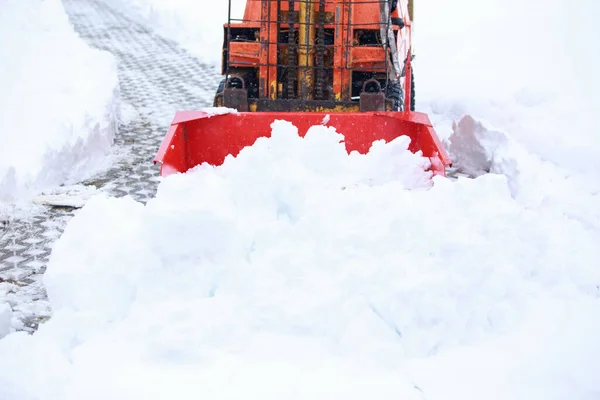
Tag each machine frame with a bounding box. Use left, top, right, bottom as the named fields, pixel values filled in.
left=213, top=0, right=415, bottom=113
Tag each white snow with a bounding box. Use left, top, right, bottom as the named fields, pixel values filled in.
left=32, top=184, right=106, bottom=209
left=417, top=0, right=600, bottom=177
left=0, top=0, right=599, bottom=398
left=0, top=303, right=12, bottom=340
left=0, top=0, right=120, bottom=207
left=200, top=106, right=240, bottom=117
left=0, top=119, right=599, bottom=399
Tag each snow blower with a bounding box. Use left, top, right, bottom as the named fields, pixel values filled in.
left=154, top=0, right=451, bottom=177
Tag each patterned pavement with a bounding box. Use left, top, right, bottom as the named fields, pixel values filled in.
left=0, top=0, right=221, bottom=332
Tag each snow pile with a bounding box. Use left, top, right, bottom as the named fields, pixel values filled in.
left=1, top=121, right=600, bottom=399
left=416, top=0, right=600, bottom=236
left=448, top=114, right=600, bottom=233
left=417, top=0, right=600, bottom=177
left=0, top=0, right=120, bottom=204
left=0, top=303, right=12, bottom=340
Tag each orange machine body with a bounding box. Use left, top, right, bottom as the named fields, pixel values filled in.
left=223, top=0, right=413, bottom=104
left=154, top=0, right=452, bottom=179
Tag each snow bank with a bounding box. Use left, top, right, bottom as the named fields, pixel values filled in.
left=448, top=114, right=600, bottom=234
left=0, top=303, right=12, bottom=340
left=416, top=0, right=600, bottom=242
left=1, top=120, right=599, bottom=399
left=417, top=0, right=600, bottom=177
left=0, top=0, right=120, bottom=204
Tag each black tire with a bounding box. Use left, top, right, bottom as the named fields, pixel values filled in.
left=386, top=80, right=404, bottom=111
left=390, top=0, right=398, bottom=13
left=212, top=78, right=226, bottom=107
left=387, top=67, right=414, bottom=112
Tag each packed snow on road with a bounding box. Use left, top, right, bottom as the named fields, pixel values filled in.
left=1, top=0, right=599, bottom=399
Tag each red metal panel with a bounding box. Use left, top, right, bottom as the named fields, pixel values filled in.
left=404, top=48, right=412, bottom=110
left=153, top=123, right=188, bottom=176
left=154, top=111, right=451, bottom=178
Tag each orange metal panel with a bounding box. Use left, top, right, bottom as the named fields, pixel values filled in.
left=230, top=0, right=415, bottom=102
left=223, top=22, right=261, bottom=29
left=228, top=42, right=260, bottom=67
left=333, top=0, right=351, bottom=101
left=243, top=0, right=262, bottom=21
left=351, top=47, right=387, bottom=70
left=351, top=0, right=393, bottom=30
left=243, top=0, right=407, bottom=20
left=259, top=0, right=278, bottom=99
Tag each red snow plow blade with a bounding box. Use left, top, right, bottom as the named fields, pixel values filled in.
left=154, top=110, right=451, bottom=178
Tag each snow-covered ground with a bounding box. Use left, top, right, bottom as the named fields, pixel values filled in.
left=0, top=0, right=120, bottom=208
left=1, top=0, right=600, bottom=399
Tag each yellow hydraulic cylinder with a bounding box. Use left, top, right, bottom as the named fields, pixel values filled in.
left=298, top=0, right=316, bottom=100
